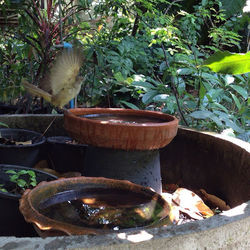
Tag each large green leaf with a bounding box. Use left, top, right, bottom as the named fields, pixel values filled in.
left=153, top=94, right=169, bottom=102
left=142, top=90, right=158, bottom=104
left=229, top=85, right=248, bottom=99
left=119, top=100, right=139, bottom=110
left=189, top=110, right=223, bottom=127
left=230, top=92, right=241, bottom=110
left=203, top=51, right=250, bottom=75
left=132, top=81, right=154, bottom=90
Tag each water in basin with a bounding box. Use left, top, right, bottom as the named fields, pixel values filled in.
left=38, top=188, right=167, bottom=231
left=81, top=113, right=166, bottom=124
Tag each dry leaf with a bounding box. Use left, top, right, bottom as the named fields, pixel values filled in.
left=15, top=140, right=32, bottom=145
left=34, top=160, right=49, bottom=169
left=177, top=206, right=203, bottom=220
left=161, top=192, right=180, bottom=224
left=35, top=166, right=60, bottom=177
left=34, top=161, right=81, bottom=178
left=172, top=188, right=214, bottom=219
left=199, top=189, right=231, bottom=211
left=168, top=204, right=180, bottom=223
left=161, top=192, right=172, bottom=204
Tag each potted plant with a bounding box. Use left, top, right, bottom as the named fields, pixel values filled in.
left=0, top=164, right=57, bottom=237
left=0, top=128, right=46, bottom=167
left=46, top=136, right=88, bottom=174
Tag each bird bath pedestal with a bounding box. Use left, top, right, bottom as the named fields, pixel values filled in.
left=64, top=108, right=178, bottom=194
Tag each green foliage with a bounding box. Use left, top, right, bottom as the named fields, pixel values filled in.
left=180, top=0, right=248, bottom=18
left=0, top=184, right=7, bottom=193
left=0, top=0, right=91, bottom=106
left=220, top=0, right=247, bottom=17
left=17, top=0, right=88, bottom=82
left=0, top=0, right=249, bottom=140
left=0, top=122, right=9, bottom=128
left=203, top=51, right=250, bottom=74
left=0, top=35, right=30, bottom=103
left=5, top=170, right=37, bottom=191
left=0, top=0, right=89, bottom=104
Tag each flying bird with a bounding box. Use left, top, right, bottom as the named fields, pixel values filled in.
left=22, top=49, right=83, bottom=108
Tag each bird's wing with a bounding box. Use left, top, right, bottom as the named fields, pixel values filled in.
left=49, top=49, right=83, bottom=96
left=51, top=77, right=84, bottom=108
left=22, top=79, right=52, bottom=103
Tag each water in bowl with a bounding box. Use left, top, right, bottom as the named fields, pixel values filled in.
left=81, top=113, right=166, bottom=124
left=38, top=188, right=167, bottom=231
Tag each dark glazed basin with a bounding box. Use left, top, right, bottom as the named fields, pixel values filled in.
left=64, top=108, right=178, bottom=150
left=19, top=177, right=171, bottom=237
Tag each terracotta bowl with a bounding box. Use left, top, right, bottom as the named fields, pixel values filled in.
left=64, top=108, right=178, bottom=150
left=19, top=177, right=171, bottom=237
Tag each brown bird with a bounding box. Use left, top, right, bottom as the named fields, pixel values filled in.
left=22, top=49, right=83, bottom=108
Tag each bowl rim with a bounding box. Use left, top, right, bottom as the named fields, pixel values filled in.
left=65, top=108, right=179, bottom=128
left=20, top=176, right=170, bottom=235
left=0, top=128, right=46, bottom=148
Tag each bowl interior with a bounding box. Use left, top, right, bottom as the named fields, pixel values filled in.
left=26, top=177, right=170, bottom=232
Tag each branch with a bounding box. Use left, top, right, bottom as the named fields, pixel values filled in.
left=161, top=44, right=189, bottom=126
left=131, top=13, right=140, bottom=37
left=164, top=0, right=183, bottom=15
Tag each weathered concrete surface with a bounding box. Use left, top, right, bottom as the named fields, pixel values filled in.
left=0, top=114, right=249, bottom=249
left=0, top=114, right=66, bottom=137
left=0, top=202, right=249, bottom=250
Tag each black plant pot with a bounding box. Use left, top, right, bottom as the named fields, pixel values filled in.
left=0, top=103, right=18, bottom=114
left=46, top=136, right=88, bottom=173
left=0, top=164, right=57, bottom=237
left=0, top=128, right=46, bottom=167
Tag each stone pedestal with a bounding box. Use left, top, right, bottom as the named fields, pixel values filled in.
left=84, top=147, right=162, bottom=193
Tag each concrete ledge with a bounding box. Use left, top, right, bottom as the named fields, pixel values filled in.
left=0, top=114, right=65, bottom=137
left=0, top=202, right=249, bottom=249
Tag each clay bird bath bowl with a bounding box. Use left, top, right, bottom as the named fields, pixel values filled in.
left=64, top=108, right=179, bottom=193
left=19, top=177, right=171, bottom=237
left=64, top=108, right=178, bottom=151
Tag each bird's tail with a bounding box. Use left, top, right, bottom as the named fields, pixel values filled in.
left=21, top=79, right=52, bottom=103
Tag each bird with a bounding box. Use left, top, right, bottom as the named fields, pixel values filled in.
left=22, top=48, right=83, bottom=109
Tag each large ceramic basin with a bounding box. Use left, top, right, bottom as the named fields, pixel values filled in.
left=19, top=177, right=171, bottom=236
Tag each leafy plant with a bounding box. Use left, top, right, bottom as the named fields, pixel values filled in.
left=18, top=0, right=88, bottom=82
left=0, top=122, right=9, bottom=128
left=0, top=0, right=89, bottom=106
left=0, top=184, right=7, bottom=193
left=0, top=0, right=249, bottom=139
left=5, top=170, right=37, bottom=193
left=0, top=0, right=92, bottom=110
left=0, top=35, right=30, bottom=104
